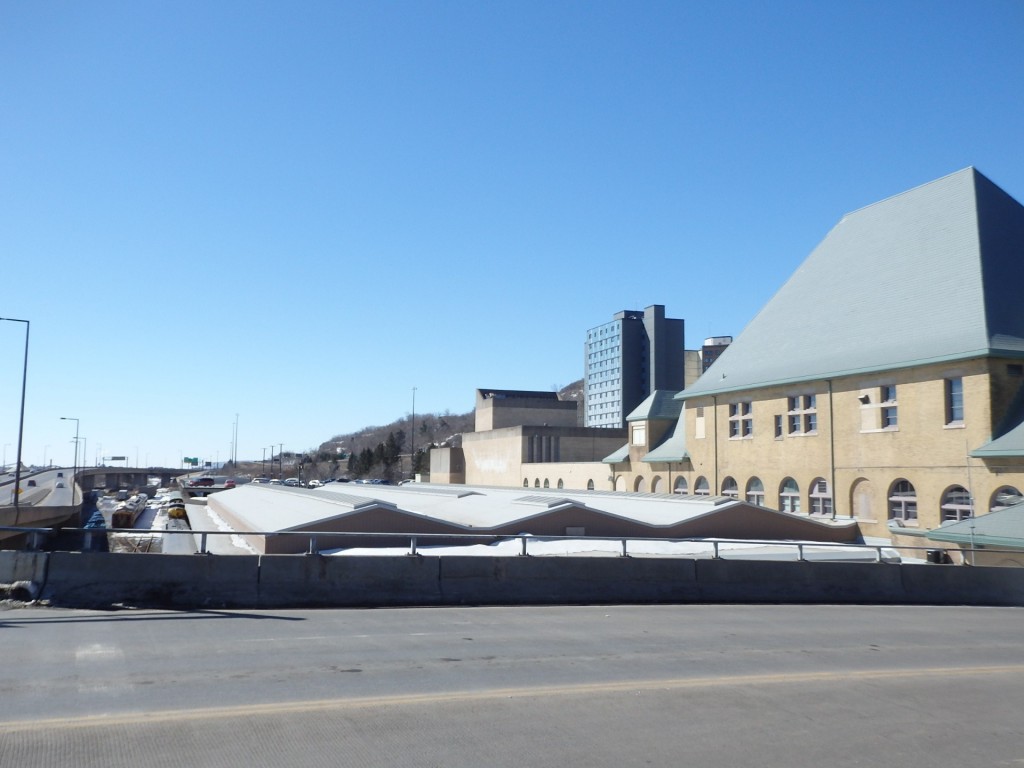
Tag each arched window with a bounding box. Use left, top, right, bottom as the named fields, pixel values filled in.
left=746, top=477, right=764, bottom=505
left=586, top=479, right=595, bottom=491
left=634, top=476, right=647, bottom=493
left=651, top=476, right=663, bottom=494
left=694, top=477, right=710, bottom=496
left=543, top=479, right=550, bottom=489
left=534, top=478, right=541, bottom=488
left=888, top=479, right=917, bottom=522
left=810, top=478, right=832, bottom=516
left=557, top=479, right=564, bottom=489
left=523, top=479, right=529, bottom=487
left=990, top=486, right=1023, bottom=512
left=674, top=476, right=688, bottom=494
left=721, top=477, right=739, bottom=498
left=941, top=485, right=973, bottom=522
left=780, top=478, right=801, bottom=513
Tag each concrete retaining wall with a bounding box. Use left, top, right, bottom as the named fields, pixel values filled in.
left=3, top=550, right=1024, bottom=609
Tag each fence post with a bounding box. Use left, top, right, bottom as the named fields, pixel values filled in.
left=307, top=536, right=318, bottom=555
left=409, top=536, right=418, bottom=556
left=713, top=541, right=720, bottom=559
left=620, top=539, right=629, bottom=557
left=520, top=536, right=528, bottom=556
left=200, top=532, right=208, bottom=554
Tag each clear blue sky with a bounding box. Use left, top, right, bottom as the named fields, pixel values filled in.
left=2, top=0, right=1023, bottom=470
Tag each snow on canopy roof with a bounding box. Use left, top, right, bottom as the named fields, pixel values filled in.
left=209, top=482, right=857, bottom=536
left=680, top=168, right=1024, bottom=399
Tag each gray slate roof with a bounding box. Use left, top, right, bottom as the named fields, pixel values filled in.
left=642, top=421, right=689, bottom=463
left=626, top=390, right=684, bottom=422
left=680, top=168, right=1024, bottom=398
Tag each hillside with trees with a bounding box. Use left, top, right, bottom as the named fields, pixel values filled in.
left=309, top=379, right=584, bottom=483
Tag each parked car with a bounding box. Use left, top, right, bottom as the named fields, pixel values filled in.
left=307, top=479, right=322, bottom=488
left=283, top=478, right=300, bottom=487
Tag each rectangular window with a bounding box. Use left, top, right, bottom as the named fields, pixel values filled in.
left=774, top=415, right=783, bottom=439
left=631, top=425, right=646, bottom=446
left=880, top=385, right=897, bottom=429
left=786, top=393, right=817, bottom=436
left=882, top=406, right=898, bottom=428
left=728, top=401, right=753, bottom=439
left=945, top=377, right=964, bottom=424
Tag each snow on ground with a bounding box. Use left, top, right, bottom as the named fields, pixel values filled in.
left=326, top=537, right=901, bottom=562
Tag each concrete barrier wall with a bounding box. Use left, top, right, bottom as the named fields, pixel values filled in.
left=40, top=552, right=260, bottom=609
left=0, top=550, right=48, bottom=585
left=16, top=552, right=1024, bottom=609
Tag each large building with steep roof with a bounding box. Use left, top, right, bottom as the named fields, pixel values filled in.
left=605, top=167, right=1024, bottom=542
left=435, top=168, right=1024, bottom=550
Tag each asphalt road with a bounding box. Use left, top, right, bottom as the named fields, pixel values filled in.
left=0, top=603, right=1022, bottom=767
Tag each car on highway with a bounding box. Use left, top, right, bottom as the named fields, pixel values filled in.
left=55, top=481, right=65, bottom=488
left=225, top=479, right=236, bottom=489
left=189, top=477, right=216, bottom=487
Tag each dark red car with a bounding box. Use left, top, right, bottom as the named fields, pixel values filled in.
left=189, top=477, right=216, bottom=487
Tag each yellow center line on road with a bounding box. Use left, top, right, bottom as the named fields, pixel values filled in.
left=3, top=663, right=1023, bottom=733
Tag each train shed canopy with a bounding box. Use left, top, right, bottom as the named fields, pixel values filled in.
left=206, top=482, right=861, bottom=554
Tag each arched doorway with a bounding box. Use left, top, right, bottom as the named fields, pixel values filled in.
left=850, top=478, right=872, bottom=520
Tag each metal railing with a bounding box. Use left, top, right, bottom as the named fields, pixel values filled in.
left=0, top=524, right=982, bottom=563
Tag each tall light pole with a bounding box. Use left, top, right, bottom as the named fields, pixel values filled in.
left=2, top=443, right=9, bottom=472
left=61, top=416, right=79, bottom=508
left=411, top=386, right=417, bottom=480
left=43, top=445, right=49, bottom=468
left=1, top=318, right=30, bottom=523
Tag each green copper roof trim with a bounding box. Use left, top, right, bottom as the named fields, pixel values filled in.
left=678, top=348, right=1014, bottom=400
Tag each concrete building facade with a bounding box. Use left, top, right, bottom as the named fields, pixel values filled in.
left=584, top=305, right=684, bottom=429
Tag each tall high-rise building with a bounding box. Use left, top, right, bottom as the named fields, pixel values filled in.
left=701, top=336, right=733, bottom=372
left=583, top=305, right=684, bottom=428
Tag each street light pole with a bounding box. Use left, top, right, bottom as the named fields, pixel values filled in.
left=1, top=318, right=30, bottom=523
left=61, top=416, right=79, bottom=509
left=411, top=386, right=417, bottom=480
